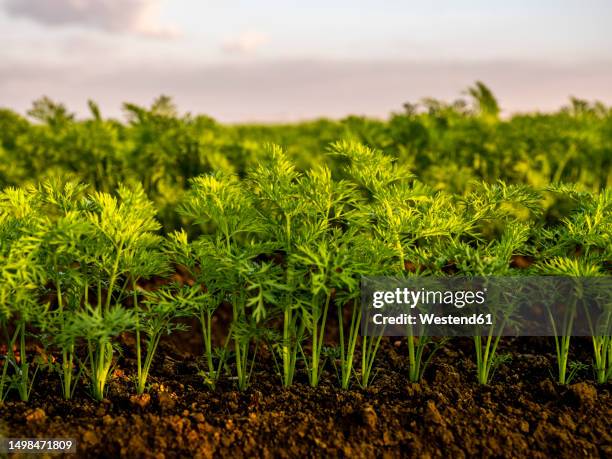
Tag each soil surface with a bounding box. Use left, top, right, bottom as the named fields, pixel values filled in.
left=1, top=335, right=610, bottom=458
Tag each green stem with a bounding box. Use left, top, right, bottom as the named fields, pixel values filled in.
left=0, top=323, right=8, bottom=401
left=407, top=325, right=417, bottom=382
left=18, top=321, right=28, bottom=401
left=282, top=306, right=296, bottom=387
left=56, top=281, right=74, bottom=399
left=136, top=326, right=143, bottom=393
left=90, top=339, right=113, bottom=401
left=200, top=309, right=216, bottom=386
left=63, top=344, right=74, bottom=399
left=339, top=300, right=360, bottom=389
left=362, top=333, right=382, bottom=388
left=233, top=300, right=249, bottom=391
left=310, top=291, right=331, bottom=387
left=138, top=333, right=162, bottom=395
left=105, top=242, right=124, bottom=310
left=133, top=283, right=144, bottom=394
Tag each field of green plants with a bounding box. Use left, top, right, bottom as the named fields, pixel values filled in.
left=0, top=83, right=610, bottom=409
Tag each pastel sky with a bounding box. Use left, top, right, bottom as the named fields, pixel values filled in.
left=1, top=0, right=611, bottom=121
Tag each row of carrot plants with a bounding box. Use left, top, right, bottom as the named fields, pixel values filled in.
left=1, top=88, right=611, bottom=233
left=0, top=142, right=610, bottom=402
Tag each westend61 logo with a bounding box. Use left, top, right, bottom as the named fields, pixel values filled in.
left=372, top=287, right=487, bottom=309
left=361, top=276, right=612, bottom=337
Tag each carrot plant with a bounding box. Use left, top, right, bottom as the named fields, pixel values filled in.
left=591, top=327, right=612, bottom=383
left=0, top=187, right=47, bottom=401
left=457, top=183, right=541, bottom=384
left=246, top=148, right=358, bottom=387
left=247, top=148, right=309, bottom=387
left=539, top=257, right=602, bottom=384
left=332, top=141, right=410, bottom=383
left=30, top=182, right=90, bottom=399
left=180, top=172, right=268, bottom=390
left=539, top=186, right=611, bottom=383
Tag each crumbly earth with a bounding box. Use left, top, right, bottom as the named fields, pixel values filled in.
left=1, top=336, right=610, bottom=458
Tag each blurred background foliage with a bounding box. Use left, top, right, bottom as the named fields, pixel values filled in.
left=0, top=83, right=610, bottom=231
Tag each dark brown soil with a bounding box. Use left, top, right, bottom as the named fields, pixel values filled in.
left=1, top=335, right=610, bottom=459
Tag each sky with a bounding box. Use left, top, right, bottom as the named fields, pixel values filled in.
left=1, top=0, right=611, bottom=122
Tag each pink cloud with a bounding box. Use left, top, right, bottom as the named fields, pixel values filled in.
left=3, top=0, right=179, bottom=37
